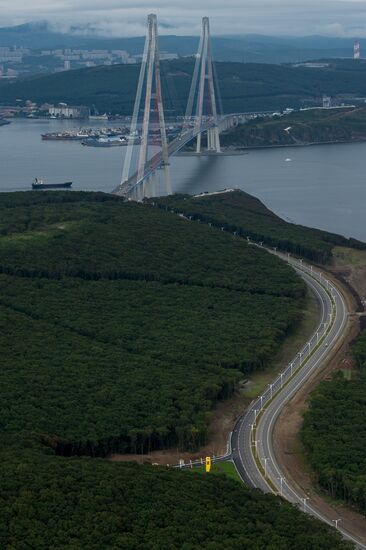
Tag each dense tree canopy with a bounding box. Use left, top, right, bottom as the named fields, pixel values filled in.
left=0, top=447, right=351, bottom=549
left=0, top=190, right=352, bottom=548
left=221, top=107, right=366, bottom=149
left=152, top=190, right=364, bottom=263
left=302, top=330, right=366, bottom=513
left=0, top=190, right=305, bottom=456
left=3, top=57, right=366, bottom=114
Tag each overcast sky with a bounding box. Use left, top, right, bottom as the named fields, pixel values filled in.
left=1, top=0, right=366, bottom=37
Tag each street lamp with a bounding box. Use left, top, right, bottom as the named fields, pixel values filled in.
left=302, top=497, right=309, bottom=512
left=260, top=395, right=264, bottom=410
left=250, top=424, right=255, bottom=443
left=290, top=362, right=294, bottom=376
left=269, top=384, right=273, bottom=399
left=263, top=457, right=269, bottom=477
left=332, top=519, right=341, bottom=530
left=316, top=331, right=319, bottom=344
left=280, top=372, right=284, bottom=388
left=254, top=409, right=258, bottom=424
left=254, top=439, right=260, bottom=453
left=278, top=476, right=286, bottom=496
left=299, top=351, right=303, bottom=365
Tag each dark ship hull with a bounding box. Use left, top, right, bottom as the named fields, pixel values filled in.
left=32, top=181, right=72, bottom=190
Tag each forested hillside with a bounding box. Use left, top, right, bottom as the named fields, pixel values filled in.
left=1, top=448, right=351, bottom=549
left=3, top=58, right=366, bottom=114
left=0, top=190, right=305, bottom=457
left=0, top=190, right=352, bottom=548
left=302, top=330, right=366, bottom=513
left=222, top=107, right=366, bottom=148
left=152, top=190, right=365, bottom=263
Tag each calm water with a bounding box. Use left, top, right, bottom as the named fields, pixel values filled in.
left=1, top=119, right=365, bottom=241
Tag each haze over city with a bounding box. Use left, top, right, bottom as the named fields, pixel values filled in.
left=2, top=0, right=366, bottom=37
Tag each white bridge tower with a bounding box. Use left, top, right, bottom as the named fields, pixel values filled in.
left=186, top=17, right=221, bottom=154
left=120, top=14, right=171, bottom=200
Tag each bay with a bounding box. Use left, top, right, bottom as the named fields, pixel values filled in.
left=0, top=119, right=365, bottom=241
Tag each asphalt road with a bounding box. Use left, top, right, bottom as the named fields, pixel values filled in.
left=231, top=255, right=366, bottom=549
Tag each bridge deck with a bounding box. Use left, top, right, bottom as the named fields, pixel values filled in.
left=113, top=119, right=221, bottom=196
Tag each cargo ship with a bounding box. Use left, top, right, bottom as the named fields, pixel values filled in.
left=32, top=178, right=72, bottom=190
left=82, top=136, right=128, bottom=147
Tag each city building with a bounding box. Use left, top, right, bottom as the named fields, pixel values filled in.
left=48, top=104, right=90, bottom=119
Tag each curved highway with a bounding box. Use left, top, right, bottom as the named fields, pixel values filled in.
left=231, top=254, right=366, bottom=549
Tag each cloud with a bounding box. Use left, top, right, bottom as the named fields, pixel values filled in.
left=1, top=0, right=366, bottom=37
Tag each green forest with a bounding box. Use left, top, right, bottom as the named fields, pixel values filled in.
left=152, top=190, right=365, bottom=263
left=302, top=329, right=366, bottom=513
left=222, top=107, right=366, bottom=148
left=3, top=58, right=366, bottom=114
left=0, top=449, right=351, bottom=549
left=0, top=190, right=354, bottom=547
left=0, top=190, right=306, bottom=456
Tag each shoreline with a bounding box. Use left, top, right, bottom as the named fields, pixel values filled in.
left=177, top=137, right=366, bottom=156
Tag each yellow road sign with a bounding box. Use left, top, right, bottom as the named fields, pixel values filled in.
left=205, top=456, right=211, bottom=473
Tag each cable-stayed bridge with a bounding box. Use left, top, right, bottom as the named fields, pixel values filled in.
left=113, top=14, right=243, bottom=200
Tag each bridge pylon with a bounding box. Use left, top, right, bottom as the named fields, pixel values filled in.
left=119, top=14, right=171, bottom=199
left=186, top=17, right=221, bottom=154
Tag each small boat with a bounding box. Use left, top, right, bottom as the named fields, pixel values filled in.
left=32, top=178, right=72, bottom=190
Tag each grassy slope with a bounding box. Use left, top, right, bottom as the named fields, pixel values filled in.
left=3, top=58, right=366, bottom=114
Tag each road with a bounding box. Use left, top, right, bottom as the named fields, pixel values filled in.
left=231, top=254, right=366, bottom=549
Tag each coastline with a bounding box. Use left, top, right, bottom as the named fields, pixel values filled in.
left=178, top=137, right=366, bottom=156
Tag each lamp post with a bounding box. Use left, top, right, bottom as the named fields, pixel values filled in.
left=278, top=476, right=285, bottom=496
left=302, top=497, right=309, bottom=512
left=263, top=457, right=269, bottom=477
left=332, top=518, right=341, bottom=530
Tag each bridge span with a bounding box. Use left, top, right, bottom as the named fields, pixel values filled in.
left=114, top=14, right=250, bottom=201
left=112, top=114, right=244, bottom=198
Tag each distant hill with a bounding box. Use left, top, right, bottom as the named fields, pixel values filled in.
left=2, top=58, right=366, bottom=115
left=221, top=107, right=366, bottom=149
left=0, top=21, right=362, bottom=63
